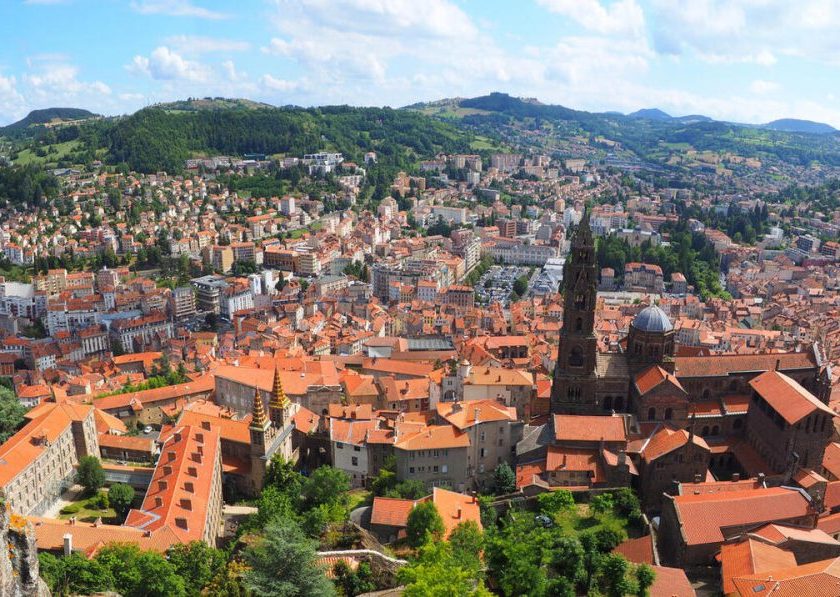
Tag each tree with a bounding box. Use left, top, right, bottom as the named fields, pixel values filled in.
left=301, top=466, right=350, bottom=511
left=167, top=541, right=226, bottom=596
left=0, top=385, right=26, bottom=443
left=39, top=552, right=114, bottom=596
left=244, top=517, right=336, bottom=597
left=264, top=455, right=304, bottom=496
left=448, top=520, right=484, bottom=572
left=493, top=462, right=516, bottom=495
left=406, top=501, right=445, bottom=548
left=76, top=456, right=105, bottom=494
left=399, top=541, right=492, bottom=597
left=590, top=492, right=615, bottom=515
left=108, top=483, right=135, bottom=518
left=636, top=563, right=656, bottom=597
left=536, top=489, right=575, bottom=514
left=203, top=560, right=250, bottom=597
left=600, top=553, right=633, bottom=597
left=94, top=543, right=186, bottom=597
left=332, top=560, right=375, bottom=597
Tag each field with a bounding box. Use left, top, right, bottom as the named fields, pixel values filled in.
left=14, top=140, right=81, bottom=166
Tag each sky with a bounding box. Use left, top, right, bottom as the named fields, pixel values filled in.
left=2, top=0, right=840, bottom=127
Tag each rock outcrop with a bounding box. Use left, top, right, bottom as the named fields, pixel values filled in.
left=0, top=501, right=50, bottom=596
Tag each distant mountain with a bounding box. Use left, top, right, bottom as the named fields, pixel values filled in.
left=2, top=107, right=96, bottom=131
left=762, top=118, right=837, bottom=135
left=154, top=97, right=275, bottom=112
left=673, top=114, right=713, bottom=124
left=628, top=108, right=672, bottom=120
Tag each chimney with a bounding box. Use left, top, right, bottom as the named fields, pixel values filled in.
left=732, top=473, right=740, bottom=482
left=456, top=508, right=462, bottom=519
left=758, top=472, right=766, bottom=486
left=775, top=359, right=780, bottom=371
left=693, top=473, right=702, bottom=483
left=63, top=533, right=73, bottom=556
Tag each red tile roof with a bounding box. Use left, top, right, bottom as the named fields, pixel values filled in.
left=613, top=535, right=655, bottom=565
left=731, top=556, right=840, bottom=597
left=719, top=538, right=797, bottom=594
left=749, top=370, right=834, bottom=425
left=670, top=487, right=813, bottom=547
left=674, top=351, right=816, bottom=378
left=553, top=414, right=626, bottom=443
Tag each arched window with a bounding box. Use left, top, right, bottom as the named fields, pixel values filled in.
left=733, top=418, right=743, bottom=430
left=711, top=425, right=719, bottom=436
left=702, top=389, right=711, bottom=401
left=614, top=396, right=624, bottom=411
left=664, top=408, right=673, bottom=420
left=701, top=426, right=710, bottom=437
left=603, top=396, right=613, bottom=411
left=635, top=343, right=642, bottom=355
left=729, top=379, right=738, bottom=391
left=647, top=407, right=656, bottom=421
left=575, top=293, right=587, bottom=310
left=569, top=346, right=584, bottom=367
left=575, top=317, right=583, bottom=332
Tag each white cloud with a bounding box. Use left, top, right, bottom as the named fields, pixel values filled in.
left=129, top=0, right=229, bottom=20
left=24, top=63, right=111, bottom=96
left=750, top=79, right=779, bottom=95
left=260, top=74, right=299, bottom=92
left=537, top=0, right=645, bottom=36
left=127, top=46, right=211, bottom=82
left=164, top=35, right=251, bottom=54
left=650, top=0, right=840, bottom=65
left=221, top=60, right=245, bottom=82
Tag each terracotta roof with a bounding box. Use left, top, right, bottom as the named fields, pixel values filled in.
left=648, top=565, right=696, bottom=597
left=0, top=402, right=93, bottom=486
left=553, top=414, right=626, bottom=443
left=670, top=487, right=813, bottom=547
left=720, top=537, right=797, bottom=594
left=546, top=446, right=605, bottom=482
left=822, top=442, right=840, bottom=480
left=674, top=351, right=816, bottom=378
left=97, top=433, right=154, bottom=453
left=466, top=367, right=533, bottom=386
left=369, top=488, right=481, bottom=538
left=213, top=364, right=338, bottom=396
left=394, top=424, right=470, bottom=451
left=124, top=425, right=220, bottom=544
left=731, top=556, right=840, bottom=597
left=28, top=516, right=179, bottom=555
left=370, top=496, right=417, bottom=528
left=751, top=523, right=840, bottom=547
left=93, top=374, right=215, bottom=411
left=613, top=535, right=655, bottom=565
left=635, top=365, right=687, bottom=396
left=436, top=399, right=517, bottom=430
left=749, top=370, right=834, bottom=425
left=641, top=425, right=709, bottom=462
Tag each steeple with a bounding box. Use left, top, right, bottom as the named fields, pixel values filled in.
left=550, top=208, right=599, bottom=415
left=269, top=367, right=289, bottom=428
left=250, top=387, right=270, bottom=432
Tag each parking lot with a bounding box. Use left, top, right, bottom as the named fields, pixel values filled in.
left=474, top=265, right=531, bottom=307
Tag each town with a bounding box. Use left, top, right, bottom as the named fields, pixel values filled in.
left=0, top=130, right=839, bottom=597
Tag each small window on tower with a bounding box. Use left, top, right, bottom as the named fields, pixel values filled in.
left=569, top=346, right=584, bottom=367
left=575, top=293, right=586, bottom=310
left=575, top=317, right=583, bottom=332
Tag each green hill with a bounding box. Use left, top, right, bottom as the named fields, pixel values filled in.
left=2, top=108, right=97, bottom=132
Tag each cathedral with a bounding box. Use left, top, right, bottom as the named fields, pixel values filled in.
left=519, top=211, right=835, bottom=508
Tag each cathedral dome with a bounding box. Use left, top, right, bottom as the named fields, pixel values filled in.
left=632, top=305, right=673, bottom=333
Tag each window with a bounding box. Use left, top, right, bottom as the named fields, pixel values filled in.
left=480, top=448, right=486, bottom=458
left=409, top=467, right=415, bottom=473
left=569, top=346, right=584, bottom=367
left=337, top=443, right=344, bottom=449
left=664, top=408, right=673, bottom=420
left=647, top=407, right=656, bottom=421
left=441, top=465, right=448, bottom=473
left=353, top=446, right=361, bottom=452
left=575, top=317, right=582, bottom=332
left=351, top=457, right=358, bottom=466
left=433, top=466, right=439, bottom=472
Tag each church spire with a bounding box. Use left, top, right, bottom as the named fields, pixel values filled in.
left=250, top=387, right=270, bottom=431
left=270, top=367, right=289, bottom=410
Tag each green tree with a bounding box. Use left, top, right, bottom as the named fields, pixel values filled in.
left=600, top=553, right=633, bottom=597
left=203, top=560, right=250, bottom=597
left=399, top=541, right=492, bottom=597
left=39, top=552, right=114, bottom=596
left=493, top=462, right=516, bottom=495
left=167, top=541, right=227, bottom=596
left=244, top=517, right=336, bottom=597
left=406, top=501, right=445, bottom=548
left=449, top=520, right=484, bottom=572
left=76, top=456, right=105, bottom=494
left=301, top=466, right=350, bottom=511
left=264, top=455, right=304, bottom=496
left=108, top=483, right=135, bottom=518
left=636, top=563, right=656, bottom=596
left=536, top=489, right=575, bottom=514
left=332, top=560, right=375, bottom=597
left=0, top=386, right=26, bottom=443
left=95, top=543, right=186, bottom=597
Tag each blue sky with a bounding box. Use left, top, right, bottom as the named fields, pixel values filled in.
left=2, top=0, right=840, bottom=127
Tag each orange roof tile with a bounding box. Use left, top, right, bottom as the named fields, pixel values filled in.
left=720, top=538, right=797, bottom=594
left=436, top=399, right=517, bottom=430
left=749, top=370, right=834, bottom=425
left=553, top=414, right=627, bottom=443
left=731, top=556, right=840, bottom=597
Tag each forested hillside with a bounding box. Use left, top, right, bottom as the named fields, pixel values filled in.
left=104, top=105, right=472, bottom=173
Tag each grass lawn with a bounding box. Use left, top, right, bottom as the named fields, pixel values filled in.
left=551, top=503, right=629, bottom=538
left=347, top=489, right=372, bottom=511
left=58, top=493, right=118, bottom=523
left=15, top=140, right=81, bottom=166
